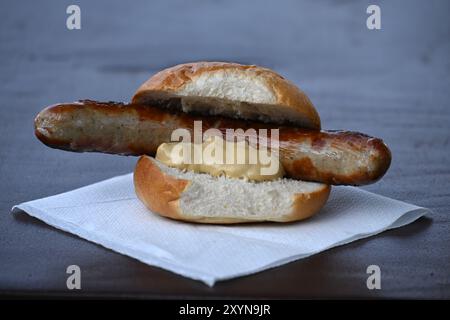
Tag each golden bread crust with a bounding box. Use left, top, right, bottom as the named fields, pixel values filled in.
left=132, top=62, right=321, bottom=129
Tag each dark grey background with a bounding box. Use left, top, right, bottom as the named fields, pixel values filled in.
left=0, top=0, right=449, bottom=298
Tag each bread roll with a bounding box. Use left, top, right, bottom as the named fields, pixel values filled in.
left=134, top=156, right=331, bottom=224
left=132, top=62, right=321, bottom=129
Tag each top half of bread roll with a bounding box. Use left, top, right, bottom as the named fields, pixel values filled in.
left=132, top=61, right=321, bottom=130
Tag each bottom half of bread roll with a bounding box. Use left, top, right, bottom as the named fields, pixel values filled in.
left=134, top=155, right=331, bottom=224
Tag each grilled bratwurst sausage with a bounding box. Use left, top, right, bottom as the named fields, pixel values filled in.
left=34, top=100, right=391, bottom=185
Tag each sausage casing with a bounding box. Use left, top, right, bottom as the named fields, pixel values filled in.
left=34, top=100, right=391, bottom=185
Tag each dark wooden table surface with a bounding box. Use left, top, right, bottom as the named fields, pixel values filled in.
left=1, top=0, right=449, bottom=299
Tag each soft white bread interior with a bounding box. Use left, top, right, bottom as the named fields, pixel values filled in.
left=132, top=62, right=321, bottom=129
left=134, top=156, right=331, bottom=224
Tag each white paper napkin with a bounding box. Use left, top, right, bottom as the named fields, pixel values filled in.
left=12, top=173, right=429, bottom=286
